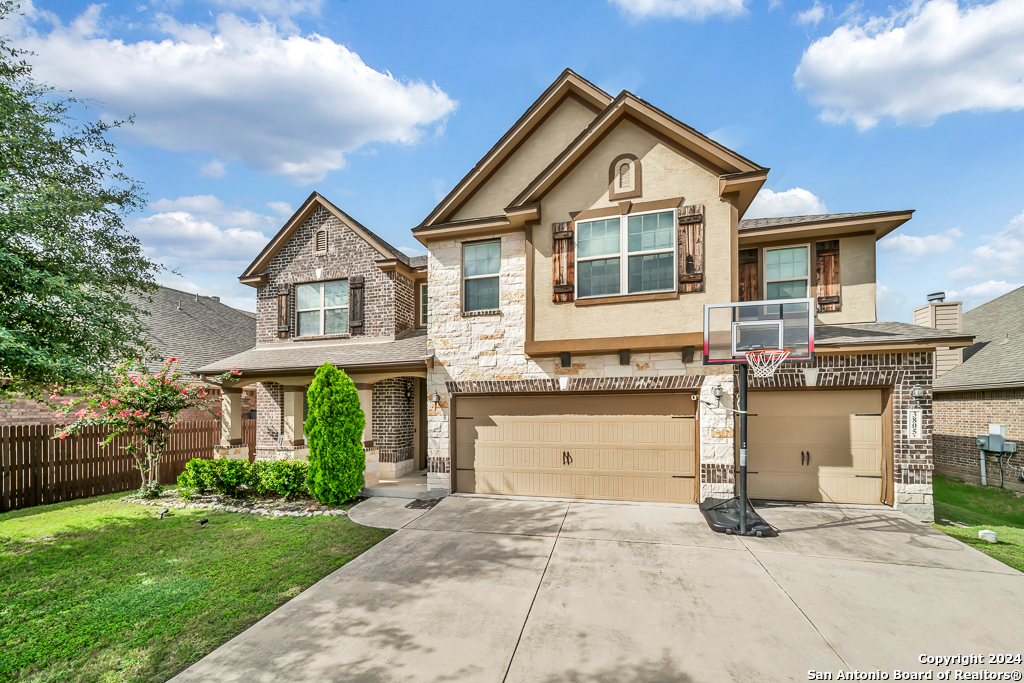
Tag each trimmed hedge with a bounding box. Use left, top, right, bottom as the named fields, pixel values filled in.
left=177, top=458, right=310, bottom=499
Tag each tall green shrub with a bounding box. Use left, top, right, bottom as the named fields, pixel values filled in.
left=304, top=364, right=365, bottom=504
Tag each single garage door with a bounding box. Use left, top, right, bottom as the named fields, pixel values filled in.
left=455, top=393, right=697, bottom=503
left=747, top=389, right=886, bottom=505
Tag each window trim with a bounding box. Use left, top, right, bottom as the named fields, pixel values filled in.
left=462, top=240, right=501, bottom=313
left=762, top=244, right=811, bottom=300
left=575, top=208, right=677, bottom=300
left=295, top=280, right=349, bottom=337
left=418, top=282, right=429, bottom=326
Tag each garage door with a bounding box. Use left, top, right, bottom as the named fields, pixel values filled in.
left=747, top=389, right=886, bottom=505
left=455, top=394, right=697, bottom=503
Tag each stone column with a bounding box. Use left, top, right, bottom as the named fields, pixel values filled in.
left=221, top=387, right=244, bottom=446
left=281, top=385, right=305, bottom=448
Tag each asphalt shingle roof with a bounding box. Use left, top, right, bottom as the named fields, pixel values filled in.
left=128, top=286, right=257, bottom=374
left=408, top=255, right=428, bottom=268
left=934, top=285, right=1024, bottom=390
left=739, top=211, right=911, bottom=232
left=194, top=328, right=429, bottom=375
left=816, top=322, right=972, bottom=347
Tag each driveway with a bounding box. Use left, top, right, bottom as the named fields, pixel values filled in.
left=172, top=496, right=1024, bottom=683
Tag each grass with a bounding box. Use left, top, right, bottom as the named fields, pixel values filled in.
left=931, top=474, right=1024, bottom=573
left=0, top=492, right=392, bottom=683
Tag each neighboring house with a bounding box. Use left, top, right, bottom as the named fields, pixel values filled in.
left=410, top=70, right=971, bottom=521
left=924, top=287, right=1024, bottom=492
left=196, top=194, right=430, bottom=485
left=0, top=286, right=257, bottom=425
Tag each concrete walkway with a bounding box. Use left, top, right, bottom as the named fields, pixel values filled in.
left=173, top=496, right=1024, bottom=683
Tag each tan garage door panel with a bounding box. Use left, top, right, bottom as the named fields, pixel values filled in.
left=747, top=389, right=884, bottom=505
left=456, top=394, right=697, bottom=503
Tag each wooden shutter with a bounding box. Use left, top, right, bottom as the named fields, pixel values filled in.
left=677, top=204, right=705, bottom=293
left=349, top=276, right=365, bottom=331
left=552, top=221, right=575, bottom=303
left=276, top=284, right=290, bottom=338
left=815, top=240, right=841, bottom=312
left=738, top=249, right=758, bottom=302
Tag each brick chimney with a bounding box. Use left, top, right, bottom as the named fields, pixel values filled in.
left=913, top=292, right=963, bottom=377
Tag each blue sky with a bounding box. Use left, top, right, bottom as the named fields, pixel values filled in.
left=10, top=0, right=1024, bottom=317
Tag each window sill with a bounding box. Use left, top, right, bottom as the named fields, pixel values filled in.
left=460, top=309, right=502, bottom=318
left=574, top=290, right=678, bottom=307
left=293, top=333, right=353, bottom=341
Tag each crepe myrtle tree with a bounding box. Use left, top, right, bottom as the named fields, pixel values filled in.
left=53, top=356, right=238, bottom=497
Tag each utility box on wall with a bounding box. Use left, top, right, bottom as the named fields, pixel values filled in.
left=976, top=424, right=1017, bottom=453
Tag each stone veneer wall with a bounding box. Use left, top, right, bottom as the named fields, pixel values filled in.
left=933, top=388, right=1023, bottom=493
left=748, top=352, right=936, bottom=519
left=425, top=229, right=735, bottom=498
left=372, top=377, right=416, bottom=465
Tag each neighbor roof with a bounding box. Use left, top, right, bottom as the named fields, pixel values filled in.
left=934, top=285, right=1024, bottom=391
left=816, top=322, right=973, bottom=348
left=194, top=328, right=430, bottom=375
left=128, top=286, right=257, bottom=374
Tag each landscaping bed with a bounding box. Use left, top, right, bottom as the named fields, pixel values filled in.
left=125, top=488, right=358, bottom=518
left=931, top=474, right=1024, bottom=573
left=0, top=492, right=391, bottom=683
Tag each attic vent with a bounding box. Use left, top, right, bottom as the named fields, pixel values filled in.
left=315, top=229, right=328, bottom=253
left=618, top=162, right=631, bottom=190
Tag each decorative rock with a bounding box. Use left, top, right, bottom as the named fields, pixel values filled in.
left=979, top=529, right=998, bottom=544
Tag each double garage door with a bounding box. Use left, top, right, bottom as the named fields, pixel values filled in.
left=454, top=394, right=698, bottom=503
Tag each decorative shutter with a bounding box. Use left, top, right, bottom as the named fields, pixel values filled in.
left=349, top=276, right=365, bottom=332
left=815, top=240, right=841, bottom=312
left=677, top=204, right=705, bottom=293
left=552, top=221, right=575, bottom=303
left=738, top=249, right=759, bottom=302
left=276, top=284, right=290, bottom=338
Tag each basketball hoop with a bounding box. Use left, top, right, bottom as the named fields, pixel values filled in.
left=744, top=349, right=791, bottom=378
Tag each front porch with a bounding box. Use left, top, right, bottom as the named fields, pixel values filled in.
left=362, top=470, right=445, bottom=499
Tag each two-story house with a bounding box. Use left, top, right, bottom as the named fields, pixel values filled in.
left=411, top=70, right=973, bottom=521
left=197, top=193, right=431, bottom=487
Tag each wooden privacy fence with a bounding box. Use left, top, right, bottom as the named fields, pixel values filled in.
left=0, top=420, right=254, bottom=512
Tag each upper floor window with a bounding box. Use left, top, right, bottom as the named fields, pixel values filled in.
left=764, top=245, right=809, bottom=299
left=419, top=283, right=429, bottom=325
left=296, top=280, right=348, bottom=336
left=577, top=210, right=675, bottom=299
left=463, top=241, right=500, bottom=312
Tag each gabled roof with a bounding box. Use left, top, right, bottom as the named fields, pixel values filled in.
left=240, top=192, right=411, bottom=286
left=127, top=286, right=257, bottom=374
left=508, top=90, right=766, bottom=211
left=934, top=285, right=1024, bottom=391
left=419, top=69, right=612, bottom=227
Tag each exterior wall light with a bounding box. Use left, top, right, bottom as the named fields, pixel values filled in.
left=404, top=384, right=413, bottom=403
left=431, top=391, right=441, bottom=408
left=712, top=386, right=724, bottom=400
left=910, top=386, right=926, bottom=400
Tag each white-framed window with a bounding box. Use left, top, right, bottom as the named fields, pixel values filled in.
left=463, top=241, right=500, bottom=312
left=419, top=283, right=429, bottom=325
left=576, top=209, right=675, bottom=299
left=296, top=280, right=348, bottom=336
left=763, top=245, right=810, bottom=300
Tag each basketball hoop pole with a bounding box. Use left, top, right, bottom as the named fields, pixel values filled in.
left=738, top=363, right=748, bottom=536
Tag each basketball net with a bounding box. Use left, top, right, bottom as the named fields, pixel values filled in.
left=744, top=349, right=791, bottom=378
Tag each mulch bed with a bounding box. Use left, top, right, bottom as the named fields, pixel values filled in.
left=122, top=489, right=355, bottom=517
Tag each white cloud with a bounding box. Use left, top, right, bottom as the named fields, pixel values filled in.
left=879, top=227, right=961, bottom=257
left=200, top=159, right=227, bottom=179
left=211, top=0, right=322, bottom=31
left=795, top=1, right=826, bottom=26
left=948, top=280, right=1023, bottom=303
left=610, top=0, right=747, bottom=20
left=265, top=201, right=294, bottom=218
left=971, top=210, right=1024, bottom=277
left=16, top=9, right=457, bottom=183
left=398, top=245, right=426, bottom=257
left=794, top=0, right=1024, bottom=130
left=745, top=187, right=827, bottom=219
left=876, top=283, right=906, bottom=312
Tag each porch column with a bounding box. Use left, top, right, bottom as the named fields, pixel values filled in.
left=221, top=387, right=244, bottom=446
left=355, top=383, right=374, bottom=444
left=282, top=385, right=305, bottom=448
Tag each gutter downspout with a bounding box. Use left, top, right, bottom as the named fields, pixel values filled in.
left=979, top=449, right=988, bottom=487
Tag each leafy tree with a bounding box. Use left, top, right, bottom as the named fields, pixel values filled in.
left=0, top=2, right=159, bottom=402
left=305, top=363, right=366, bottom=504
left=54, top=357, right=238, bottom=497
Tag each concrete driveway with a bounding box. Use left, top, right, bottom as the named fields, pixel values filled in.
left=172, top=496, right=1024, bottom=683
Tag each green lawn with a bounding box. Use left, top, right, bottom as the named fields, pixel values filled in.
left=0, top=493, right=391, bottom=683
left=932, top=475, right=1024, bottom=573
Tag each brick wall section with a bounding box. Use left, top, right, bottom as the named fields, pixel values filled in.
left=933, top=388, right=1024, bottom=492
left=750, top=352, right=935, bottom=517
left=372, top=377, right=415, bottom=463
left=255, top=206, right=415, bottom=343
left=256, top=382, right=284, bottom=455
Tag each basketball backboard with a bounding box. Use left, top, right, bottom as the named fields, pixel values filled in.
left=703, top=298, right=814, bottom=365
